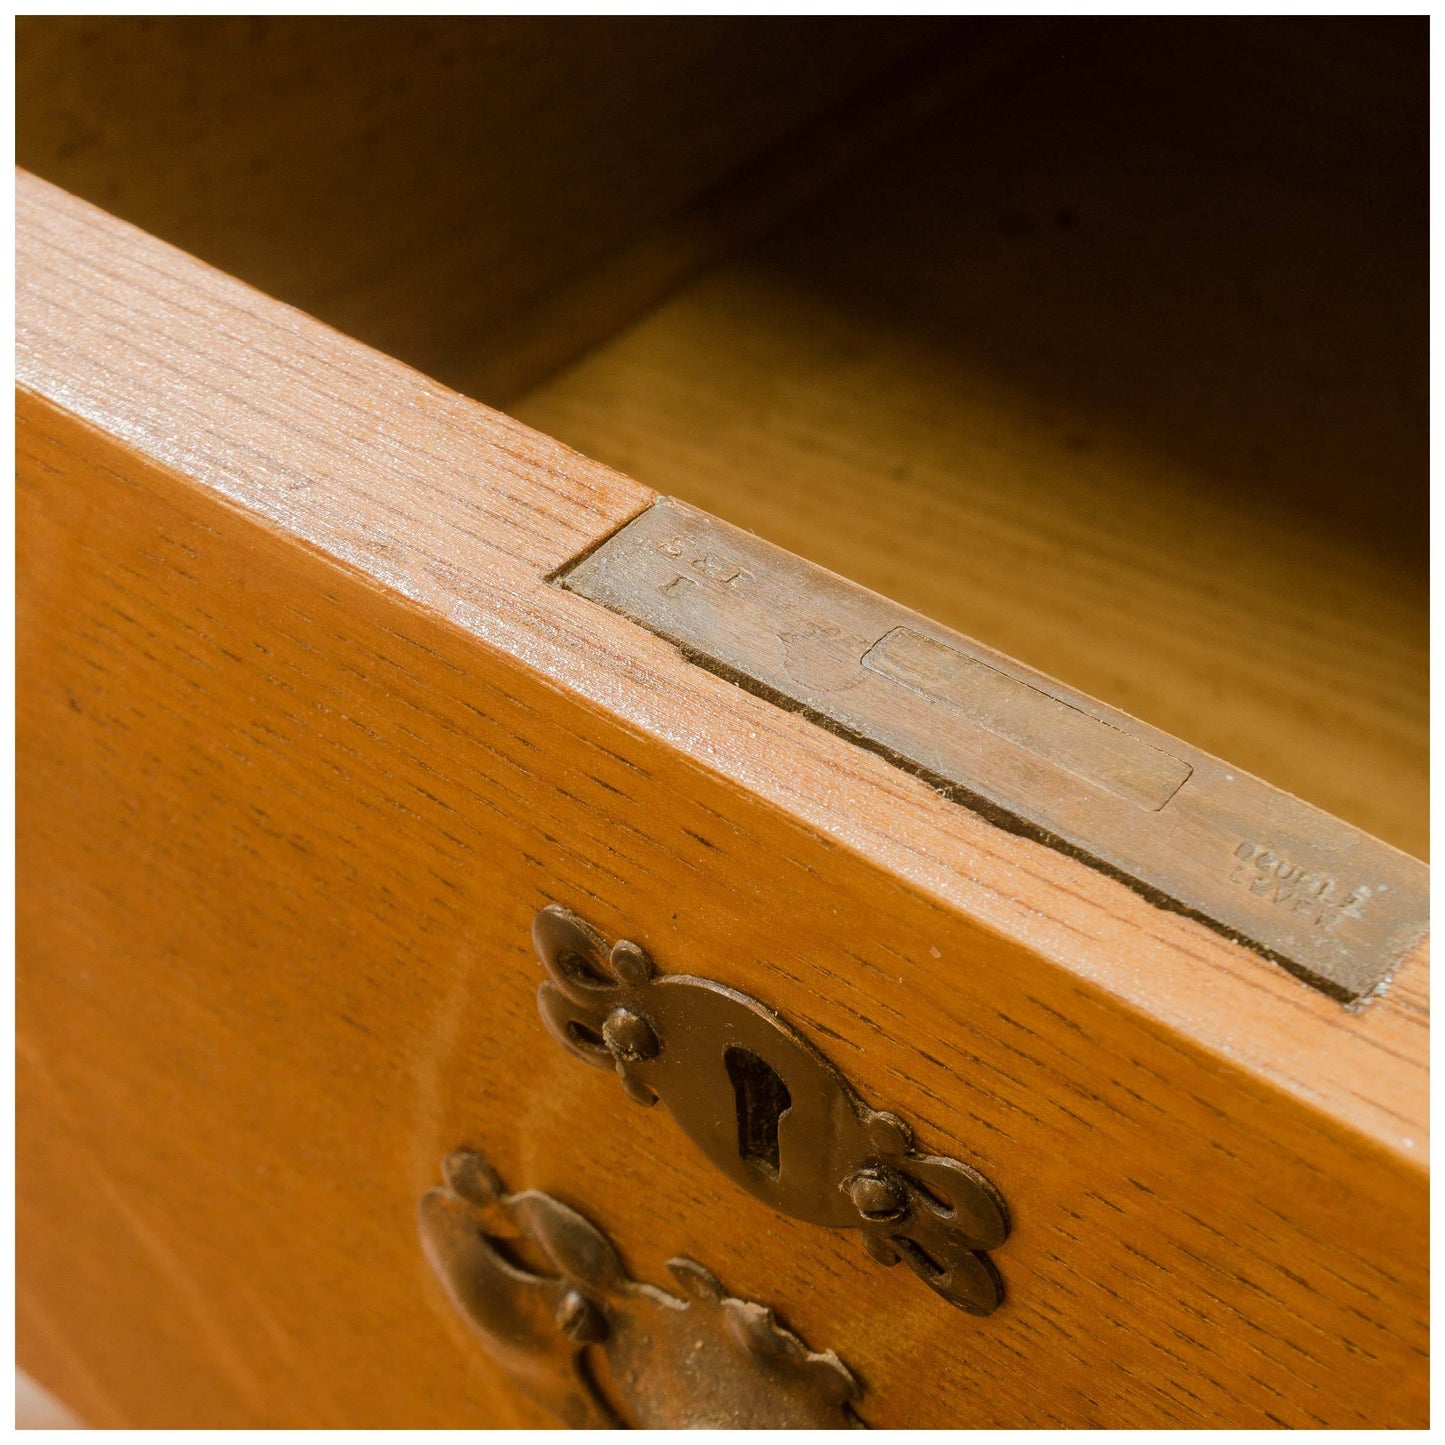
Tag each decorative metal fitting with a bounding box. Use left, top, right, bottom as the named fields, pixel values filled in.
left=418, top=1150, right=864, bottom=1428
left=532, top=904, right=1010, bottom=1316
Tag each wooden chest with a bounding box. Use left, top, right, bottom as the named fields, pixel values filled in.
left=17, top=17, right=1427, bottom=1428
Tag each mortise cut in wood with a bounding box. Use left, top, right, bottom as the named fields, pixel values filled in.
left=561, top=498, right=1428, bottom=1003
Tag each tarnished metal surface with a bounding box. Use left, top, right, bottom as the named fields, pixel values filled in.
left=533, top=905, right=1010, bottom=1315
left=418, top=1150, right=865, bottom=1428
left=559, top=498, right=1428, bottom=1003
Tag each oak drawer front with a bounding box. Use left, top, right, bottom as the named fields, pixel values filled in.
left=17, top=19, right=1427, bottom=1428
left=18, top=168, right=1427, bottom=1430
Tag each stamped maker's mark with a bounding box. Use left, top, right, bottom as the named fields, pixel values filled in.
left=657, top=534, right=754, bottom=594
left=1229, top=841, right=1375, bottom=933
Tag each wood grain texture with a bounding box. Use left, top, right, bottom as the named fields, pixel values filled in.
left=15, top=15, right=946, bottom=405
left=512, top=18, right=1428, bottom=861
left=17, top=173, right=1427, bottom=1428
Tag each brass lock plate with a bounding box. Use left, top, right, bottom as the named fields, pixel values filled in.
left=558, top=497, right=1428, bottom=1003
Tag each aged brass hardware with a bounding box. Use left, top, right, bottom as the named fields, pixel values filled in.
left=532, top=904, right=1009, bottom=1315
left=418, top=1150, right=864, bottom=1428
left=559, top=497, right=1429, bottom=1003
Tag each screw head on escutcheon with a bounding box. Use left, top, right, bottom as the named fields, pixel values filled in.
left=848, top=1168, right=909, bottom=1222
left=602, top=1005, right=660, bottom=1062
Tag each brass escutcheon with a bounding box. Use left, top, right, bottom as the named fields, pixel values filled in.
left=532, top=904, right=1010, bottom=1316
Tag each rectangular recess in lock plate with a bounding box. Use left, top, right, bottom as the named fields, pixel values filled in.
left=558, top=497, right=1428, bottom=1004
left=860, top=627, right=1193, bottom=812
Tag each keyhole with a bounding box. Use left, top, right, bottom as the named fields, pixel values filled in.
left=724, top=1046, right=791, bottom=1180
